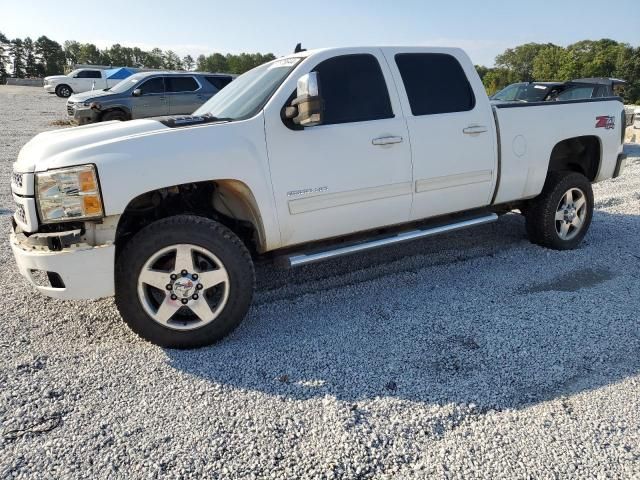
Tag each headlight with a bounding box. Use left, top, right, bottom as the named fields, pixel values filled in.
left=36, top=165, right=104, bottom=223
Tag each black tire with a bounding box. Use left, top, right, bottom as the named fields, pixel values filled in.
left=115, top=215, right=255, bottom=348
left=55, top=84, right=72, bottom=98
left=525, top=171, right=594, bottom=250
left=102, top=110, right=128, bottom=122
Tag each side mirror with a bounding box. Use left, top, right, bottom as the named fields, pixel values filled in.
left=285, top=72, right=323, bottom=127
left=132, top=88, right=142, bottom=97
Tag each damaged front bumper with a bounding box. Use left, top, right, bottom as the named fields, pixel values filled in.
left=10, top=219, right=116, bottom=300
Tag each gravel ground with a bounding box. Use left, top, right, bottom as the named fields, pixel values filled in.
left=1, top=85, right=639, bottom=479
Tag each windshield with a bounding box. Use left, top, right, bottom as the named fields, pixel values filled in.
left=108, top=73, right=150, bottom=94
left=194, top=57, right=302, bottom=120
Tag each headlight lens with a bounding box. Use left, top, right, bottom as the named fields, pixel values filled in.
left=36, top=165, right=104, bottom=223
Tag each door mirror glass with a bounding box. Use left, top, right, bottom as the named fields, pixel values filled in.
left=284, top=72, right=323, bottom=127
left=132, top=88, right=142, bottom=97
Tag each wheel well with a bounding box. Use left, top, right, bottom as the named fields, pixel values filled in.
left=100, top=107, right=130, bottom=120
left=548, top=136, right=601, bottom=181
left=115, top=180, right=265, bottom=257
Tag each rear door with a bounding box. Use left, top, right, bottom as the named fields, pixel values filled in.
left=166, top=76, right=205, bottom=115
left=384, top=49, right=498, bottom=220
left=131, top=76, right=169, bottom=118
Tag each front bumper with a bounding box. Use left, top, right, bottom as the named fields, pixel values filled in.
left=43, top=84, right=55, bottom=93
left=68, top=106, right=99, bottom=125
left=613, top=153, right=627, bottom=178
left=10, top=227, right=115, bottom=300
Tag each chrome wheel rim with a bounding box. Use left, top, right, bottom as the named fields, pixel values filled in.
left=555, top=188, right=587, bottom=240
left=137, top=244, right=230, bottom=331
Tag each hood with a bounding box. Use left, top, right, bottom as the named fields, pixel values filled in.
left=14, top=120, right=169, bottom=173
left=44, top=75, right=70, bottom=82
left=69, top=89, right=117, bottom=103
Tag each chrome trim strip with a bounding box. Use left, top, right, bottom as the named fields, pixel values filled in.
left=287, top=213, right=498, bottom=267
left=288, top=182, right=412, bottom=215
left=415, top=170, right=493, bottom=193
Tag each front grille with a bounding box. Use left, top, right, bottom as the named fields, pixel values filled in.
left=67, top=104, right=74, bottom=116
left=12, top=172, right=23, bottom=188
left=15, top=203, right=26, bottom=224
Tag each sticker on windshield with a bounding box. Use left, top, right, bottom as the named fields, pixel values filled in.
left=268, top=57, right=300, bottom=69
left=534, top=85, right=547, bottom=89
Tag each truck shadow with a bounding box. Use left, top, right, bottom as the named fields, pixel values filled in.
left=164, top=208, right=640, bottom=411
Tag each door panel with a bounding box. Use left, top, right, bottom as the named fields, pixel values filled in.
left=131, top=77, right=169, bottom=118
left=264, top=50, right=413, bottom=247
left=384, top=49, right=498, bottom=221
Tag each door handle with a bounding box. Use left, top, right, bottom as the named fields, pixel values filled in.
left=463, top=125, right=488, bottom=135
left=372, top=136, right=403, bottom=146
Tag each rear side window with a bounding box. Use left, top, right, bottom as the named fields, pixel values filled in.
left=395, top=53, right=475, bottom=115
left=205, top=76, right=233, bottom=90
left=166, top=76, right=199, bottom=93
left=312, top=54, right=393, bottom=125
left=77, top=70, right=102, bottom=79
left=139, top=77, right=165, bottom=94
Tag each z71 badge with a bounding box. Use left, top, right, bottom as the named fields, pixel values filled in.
left=595, top=116, right=615, bottom=129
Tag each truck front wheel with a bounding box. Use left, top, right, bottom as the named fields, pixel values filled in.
left=115, top=215, right=255, bottom=348
left=55, top=84, right=72, bottom=98
left=524, top=171, right=594, bottom=250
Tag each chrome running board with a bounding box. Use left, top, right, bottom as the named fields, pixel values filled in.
left=285, top=213, right=498, bottom=268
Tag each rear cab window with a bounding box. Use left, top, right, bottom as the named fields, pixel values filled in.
left=312, top=54, right=393, bottom=125
left=395, top=53, right=475, bottom=115
left=77, top=70, right=102, bottom=79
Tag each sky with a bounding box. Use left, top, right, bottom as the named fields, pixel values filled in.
left=1, top=0, right=638, bottom=66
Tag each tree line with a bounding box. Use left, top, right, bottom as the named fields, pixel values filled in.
left=1, top=33, right=638, bottom=102
left=0, top=31, right=276, bottom=83
left=476, top=39, right=640, bottom=103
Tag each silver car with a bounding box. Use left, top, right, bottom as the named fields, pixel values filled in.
left=67, top=71, right=234, bottom=124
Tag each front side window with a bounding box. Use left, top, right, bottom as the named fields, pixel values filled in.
left=312, top=54, right=393, bottom=125
left=395, top=53, right=475, bottom=115
left=139, top=77, right=165, bottom=95
left=166, top=76, right=199, bottom=93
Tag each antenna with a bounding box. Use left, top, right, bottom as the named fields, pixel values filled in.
left=294, top=43, right=306, bottom=54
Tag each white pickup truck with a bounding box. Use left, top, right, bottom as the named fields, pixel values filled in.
left=11, top=47, right=627, bottom=348
left=44, top=68, right=127, bottom=98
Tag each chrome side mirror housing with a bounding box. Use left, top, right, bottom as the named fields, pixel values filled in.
left=285, top=72, right=323, bottom=127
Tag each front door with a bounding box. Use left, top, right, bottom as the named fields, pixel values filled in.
left=264, top=50, right=413, bottom=247
left=131, top=76, right=169, bottom=119
left=384, top=49, right=498, bottom=220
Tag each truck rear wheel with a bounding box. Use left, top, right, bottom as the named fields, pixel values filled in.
left=115, top=215, right=255, bottom=348
left=524, top=171, right=593, bottom=250
left=55, top=84, right=72, bottom=98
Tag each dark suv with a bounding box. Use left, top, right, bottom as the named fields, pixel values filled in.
left=491, top=78, right=626, bottom=103
left=67, top=71, right=234, bottom=124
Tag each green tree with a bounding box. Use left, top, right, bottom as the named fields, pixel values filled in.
left=35, top=36, right=65, bottom=75
left=532, top=45, right=573, bottom=81
left=23, top=37, right=39, bottom=77
left=182, top=54, right=194, bottom=71
left=482, top=68, right=520, bottom=95
left=162, top=50, right=182, bottom=70
left=10, top=38, right=26, bottom=78
left=495, top=43, right=555, bottom=82
left=0, top=31, right=9, bottom=83
left=64, top=40, right=81, bottom=68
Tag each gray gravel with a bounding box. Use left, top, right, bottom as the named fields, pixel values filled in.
left=1, top=85, right=639, bottom=479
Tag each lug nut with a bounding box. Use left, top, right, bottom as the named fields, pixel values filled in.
left=181, top=298, right=189, bottom=305
left=196, top=284, right=204, bottom=290
left=170, top=274, right=177, bottom=280
left=170, top=294, right=177, bottom=300
left=166, top=284, right=173, bottom=291
left=192, top=294, right=199, bottom=300
left=181, top=270, right=188, bottom=276
left=192, top=274, right=198, bottom=280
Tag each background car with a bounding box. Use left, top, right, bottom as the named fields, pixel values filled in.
left=491, top=78, right=626, bottom=103
left=44, top=67, right=138, bottom=98
left=66, top=71, right=234, bottom=124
